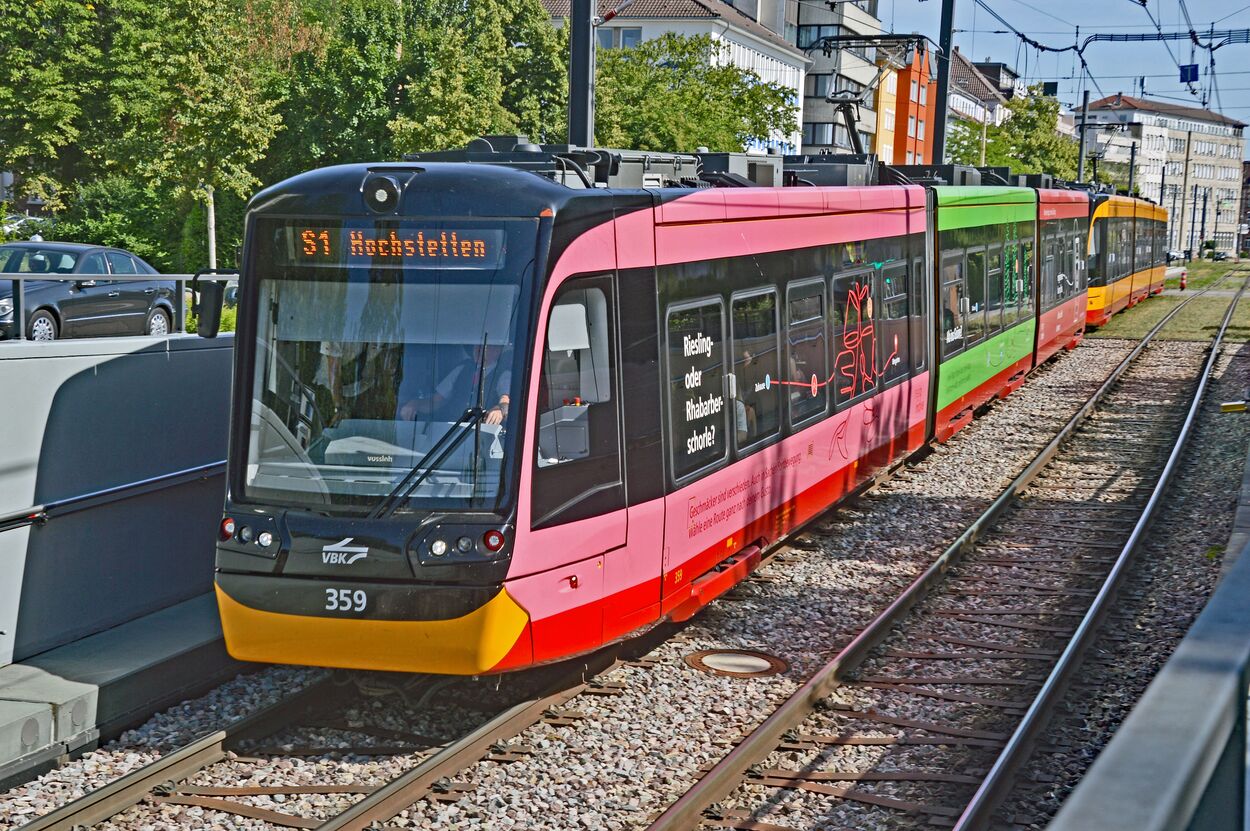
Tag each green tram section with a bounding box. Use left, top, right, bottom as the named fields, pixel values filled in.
left=932, top=187, right=1038, bottom=413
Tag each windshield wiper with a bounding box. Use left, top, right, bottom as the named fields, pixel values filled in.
left=367, top=406, right=485, bottom=520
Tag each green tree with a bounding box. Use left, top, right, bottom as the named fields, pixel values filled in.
left=948, top=88, right=1078, bottom=179
left=593, top=33, right=797, bottom=152
left=0, top=0, right=99, bottom=207
left=946, top=118, right=984, bottom=166
left=500, top=0, right=568, bottom=144
left=257, top=0, right=396, bottom=184
left=389, top=0, right=516, bottom=153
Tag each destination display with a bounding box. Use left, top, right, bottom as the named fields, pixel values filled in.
left=290, top=226, right=506, bottom=269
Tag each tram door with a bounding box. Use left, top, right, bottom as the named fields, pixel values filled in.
left=528, top=272, right=624, bottom=659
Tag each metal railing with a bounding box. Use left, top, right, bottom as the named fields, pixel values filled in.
left=0, top=461, right=227, bottom=534
left=0, top=271, right=236, bottom=341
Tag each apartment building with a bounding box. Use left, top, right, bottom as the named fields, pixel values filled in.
left=892, top=45, right=936, bottom=164
left=1087, top=94, right=1246, bottom=256
left=794, top=0, right=882, bottom=154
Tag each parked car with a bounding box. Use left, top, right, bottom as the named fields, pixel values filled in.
left=1212, top=251, right=1229, bottom=261
left=0, top=242, right=177, bottom=341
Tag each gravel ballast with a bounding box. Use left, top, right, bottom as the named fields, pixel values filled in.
left=8, top=335, right=1229, bottom=831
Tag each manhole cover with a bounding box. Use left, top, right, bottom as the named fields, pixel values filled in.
left=684, top=649, right=789, bottom=678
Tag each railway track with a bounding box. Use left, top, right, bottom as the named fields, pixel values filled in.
left=645, top=271, right=1249, bottom=831
left=18, top=280, right=1240, bottom=831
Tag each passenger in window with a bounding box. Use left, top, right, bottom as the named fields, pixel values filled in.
left=397, top=343, right=511, bottom=424
left=734, top=347, right=768, bottom=444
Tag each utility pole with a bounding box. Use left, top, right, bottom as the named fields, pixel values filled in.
left=1200, top=187, right=1209, bottom=254
left=204, top=184, right=216, bottom=270
left=931, top=0, right=957, bottom=164
left=1158, top=155, right=1166, bottom=208
left=1214, top=199, right=1222, bottom=255
left=1189, top=183, right=1199, bottom=258
left=1170, top=185, right=1179, bottom=250
left=1179, top=129, right=1193, bottom=255
left=1128, top=141, right=1137, bottom=194
left=1076, top=89, right=1090, bottom=183
left=568, top=0, right=595, bottom=147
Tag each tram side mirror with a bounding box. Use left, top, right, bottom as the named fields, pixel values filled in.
left=547, top=302, right=590, bottom=352
left=192, top=278, right=225, bottom=339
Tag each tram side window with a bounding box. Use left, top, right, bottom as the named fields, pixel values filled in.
left=1088, top=222, right=1104, bottom=286
left=668, top=301, right=728, bottom=481
left=1018, top=239, right=1034, bottom=318
left=832, top=270, right=879, bottom=408
left=533, top=276, right=623, bottom=527
left=940, top=254, right=965, bottom=358
left=730, top=291, right=781, bottom=449
left=909, top=258, right=927, bottom=372
left=965, top=249, right=986, bottom=346
left=786, top=281, right=829, bottom=425
left=1000, top=246, right=1021, bottom=329
left=879, top=265, right=909, bottom=386
left=1040, top=230, right=1057, bottom=308
left=986, top=246, right=1005, bottom=333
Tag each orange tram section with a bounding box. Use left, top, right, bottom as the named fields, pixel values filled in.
left=1085, top=194, right=1168, bottom=327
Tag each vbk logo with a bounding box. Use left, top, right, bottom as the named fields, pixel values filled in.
left=321, top=537, right=369, bottom=565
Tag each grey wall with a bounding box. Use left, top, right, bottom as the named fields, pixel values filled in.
left=0, top=334, right=234, bottom=665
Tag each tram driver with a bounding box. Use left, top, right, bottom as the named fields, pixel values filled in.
left=396, top=342, right=512, bottom=425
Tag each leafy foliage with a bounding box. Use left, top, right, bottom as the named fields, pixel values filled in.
left=947, top=88, right=1078, bottom=180
left=1, top=1, right=799, bottom=270
left=595, top=33, right=797, bottom=152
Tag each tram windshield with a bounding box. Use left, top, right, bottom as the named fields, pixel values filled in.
left=241, top=217, right=537, bottom=513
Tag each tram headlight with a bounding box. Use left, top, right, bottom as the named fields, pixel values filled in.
left=238, top=525, right=255, bottom=543
left=219, top=517, right=236, bottom=541
left=456, top=536, right=474, bottom=554
left=429, top=539, right=448, bottom=557
left=257, top=531, right=274, bottom=548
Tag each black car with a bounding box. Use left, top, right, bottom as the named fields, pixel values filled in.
left=0, top=242, right=178, bottom=341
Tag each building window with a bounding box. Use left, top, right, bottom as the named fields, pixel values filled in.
left=797, top=25, right=838, bottom=49
left=918, top=119, right=925, bottom=139
left=837, top=76, right=865, bottom=97
left=919, top=84, right=927, bottom=105
left=910, top=79, right=918, bottom=101
left=803, top=122, right=834, bottom=145
left=906, top=150, right=914, bottom=164
left=886, top=74, right=897, bottom=94
left=597, top=27, right=641, bottom=49
left=805, top=74, right=832, bottom=98
left=908, top=116, right=916, bottom=137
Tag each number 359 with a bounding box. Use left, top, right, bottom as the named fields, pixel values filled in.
left=325, top=588, right=367, bottom=612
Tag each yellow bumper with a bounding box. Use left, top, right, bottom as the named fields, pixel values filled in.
left=215, top=582, right=530, bottom=675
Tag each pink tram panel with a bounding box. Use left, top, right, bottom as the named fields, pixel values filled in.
left=500, top=185, right=930, bottom=668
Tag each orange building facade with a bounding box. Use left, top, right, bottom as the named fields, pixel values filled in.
left=892, top=47, right=936, bottom=165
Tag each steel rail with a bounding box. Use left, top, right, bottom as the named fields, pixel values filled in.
left=314, top=676, right=598, bottom=830
left=17, top=678, right=332, bottom=831
left=952, top=271, right=1250, bottom=830
left=645, top=272, right=1243, bottom=831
